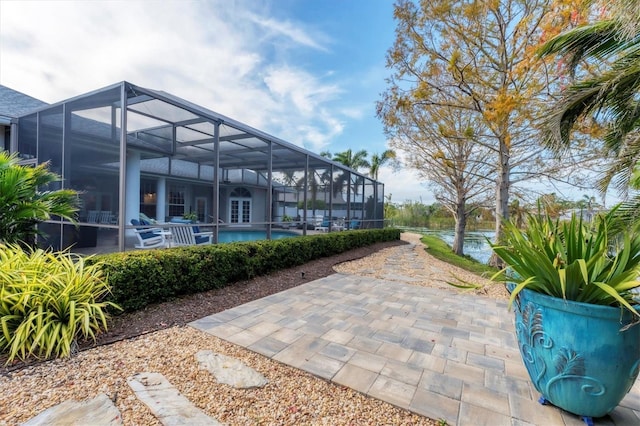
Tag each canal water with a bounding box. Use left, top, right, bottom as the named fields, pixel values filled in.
left=402, top=227, right=495, bottom=264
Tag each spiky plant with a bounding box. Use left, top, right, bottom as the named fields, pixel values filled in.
left=491, top=208, right=640, bottom=318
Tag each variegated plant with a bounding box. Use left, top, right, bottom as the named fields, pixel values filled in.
left=0, top=244, right=120, bottom=362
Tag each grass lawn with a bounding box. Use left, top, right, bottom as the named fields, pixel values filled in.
left=419, top=234, right=500, bottom=278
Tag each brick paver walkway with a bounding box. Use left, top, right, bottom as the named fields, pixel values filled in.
left=190, top=273, right=640, bottom=425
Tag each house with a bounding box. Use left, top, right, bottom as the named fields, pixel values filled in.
left=2, top=81, right=384, bottom=252
left=0, top=85, right=48, bottom=152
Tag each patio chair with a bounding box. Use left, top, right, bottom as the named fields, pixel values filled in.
left=87, top=210, right=100, bottom=223
left=169, top=224, right=212, bottom=246
left=98, top=211, right=112, bottom=224
left=131, top=219, right=166, bottom=249
left=315, top=216, right=331, bottom=232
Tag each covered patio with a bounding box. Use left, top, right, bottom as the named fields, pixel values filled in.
left=10, top=81, right=384, bottom=253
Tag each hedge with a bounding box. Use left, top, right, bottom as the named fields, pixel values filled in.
left=90, top=228, right=400, bottom=312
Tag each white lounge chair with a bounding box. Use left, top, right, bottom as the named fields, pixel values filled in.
left=131, top=219, right=166, bottom=249
left=169, top=224, right=212, bottom=246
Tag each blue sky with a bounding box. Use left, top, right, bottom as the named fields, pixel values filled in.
left=0, top=0, right=434, bottom=203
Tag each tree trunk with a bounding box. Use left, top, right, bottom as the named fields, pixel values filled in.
left=452, top=199, right=467, bottom=256
left=489, top=137, right=510, bottom=268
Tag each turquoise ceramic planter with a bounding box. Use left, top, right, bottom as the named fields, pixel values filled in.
left=509, top=285, right=640, bottom=418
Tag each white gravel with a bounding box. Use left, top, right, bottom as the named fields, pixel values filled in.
left=0, top=326, right=435, bottom=425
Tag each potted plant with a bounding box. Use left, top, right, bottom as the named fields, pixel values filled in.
left=490, top=209, right=639, bottom=422
left=182, top=212, right=198, bottom=223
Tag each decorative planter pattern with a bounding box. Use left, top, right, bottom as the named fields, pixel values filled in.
left=510, top=285, right=640, bottom=418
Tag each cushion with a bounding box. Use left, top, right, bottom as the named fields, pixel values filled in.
left=195, top=235, right=209, bottom=244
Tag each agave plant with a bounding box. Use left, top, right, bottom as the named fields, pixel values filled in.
left=490, top=208, right=640, bottom=318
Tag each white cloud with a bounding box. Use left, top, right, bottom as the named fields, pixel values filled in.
left=245, top=13, right=331, bottom=52
left=377, top=166, right=435, bottom=204
left=0, top=0, right=349, bottom=154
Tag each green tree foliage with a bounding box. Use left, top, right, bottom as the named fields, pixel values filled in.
left=369, top=149, right=397, bottom=180
left=0, top=152, right=78, bottom=245
left=331, top=149, right=370, bottom=172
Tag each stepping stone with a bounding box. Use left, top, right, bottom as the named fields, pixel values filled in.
left=196, top=350, right=268, bottom=389
left=23, top=393, right=122, bottom=426
left=128, top=372, right=222, bottom=426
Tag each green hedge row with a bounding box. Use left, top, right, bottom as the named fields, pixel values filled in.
left=90, top=228, right=400, bottom=312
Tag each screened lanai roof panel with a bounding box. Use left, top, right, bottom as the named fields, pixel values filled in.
left=176, top=126, right=207, bottom=143
left=33, top=81, right=378, bottom=183
left=127, top=110, right=169, bottom=132
left=185, top=121, right=216, bottom=136
left=128, top=98, right=199, bottom=124
left=219, top=123, right=248, bottom=139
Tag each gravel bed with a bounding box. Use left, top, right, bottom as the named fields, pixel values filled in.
left=0, top=327, right=434, bottom=425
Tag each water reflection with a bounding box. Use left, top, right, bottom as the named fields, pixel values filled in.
left=410, top=228, right=495, bottom=264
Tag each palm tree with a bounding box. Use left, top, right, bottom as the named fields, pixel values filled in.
left=369, top=149, right=396, bottom=180
left=0, top=152, right=79, bottom=245
left=332, top=149, right=370, bottom=172
left=539, top=9, right=640, bottom=195
left=327, top=149, right=370, bottom=199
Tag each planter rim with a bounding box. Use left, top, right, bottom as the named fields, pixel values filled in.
left=506, top=283, right=640, bottom=322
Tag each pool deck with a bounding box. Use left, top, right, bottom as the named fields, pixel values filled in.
left=191, top=267, right=640, bottom=425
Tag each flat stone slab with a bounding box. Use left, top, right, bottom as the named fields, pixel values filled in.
left=196, top=350, right=268, bottom=388
left=128, top=372, right=222, bottom=426
left=23, top=393, right=122, bottom=425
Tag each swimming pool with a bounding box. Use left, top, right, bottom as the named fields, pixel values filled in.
left=217, top=230, right=299, bottom=243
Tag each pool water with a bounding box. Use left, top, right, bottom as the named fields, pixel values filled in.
left=217, top=230, right=298, bottom=243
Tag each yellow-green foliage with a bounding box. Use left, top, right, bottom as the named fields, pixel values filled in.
left=0, top=244, right=120, bottom=363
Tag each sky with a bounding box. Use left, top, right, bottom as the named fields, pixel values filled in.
left=0, top=0, right=618, bottom=207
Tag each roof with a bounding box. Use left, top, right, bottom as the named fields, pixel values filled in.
left=0, top=85, right=48, bottom=125
left=17, top=81, right=377, bottom=183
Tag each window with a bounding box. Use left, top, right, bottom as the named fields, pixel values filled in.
left=168, top=184, right=186, bottom=218
left=140, top=180, right=157, bottom=218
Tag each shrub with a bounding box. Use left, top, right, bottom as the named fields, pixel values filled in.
left=0, top=151, right=79, bottom=245
left=92, top=228, right=400, bottom=312
left=0, top=244, right=120, bottom=362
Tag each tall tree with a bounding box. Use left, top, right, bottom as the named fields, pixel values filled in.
left=379, top=92, right=493, bottom=254
left=0, top=152, right=78, bottom=245
left=379, top=0, right=580, bottom=265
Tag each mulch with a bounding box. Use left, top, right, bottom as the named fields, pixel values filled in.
left=1, top=239, right=407, bottom=375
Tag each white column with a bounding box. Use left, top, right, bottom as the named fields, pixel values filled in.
left=156, top=177, right=166, bottom=222
left=125, top=150, right=141, bottom=232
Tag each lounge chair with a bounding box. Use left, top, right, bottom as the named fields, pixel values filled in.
left=169, top=224, right=212, bottom=246
left=131, top=219, right=166, bottom=249
left=315, top=216, right=331, bottom=232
